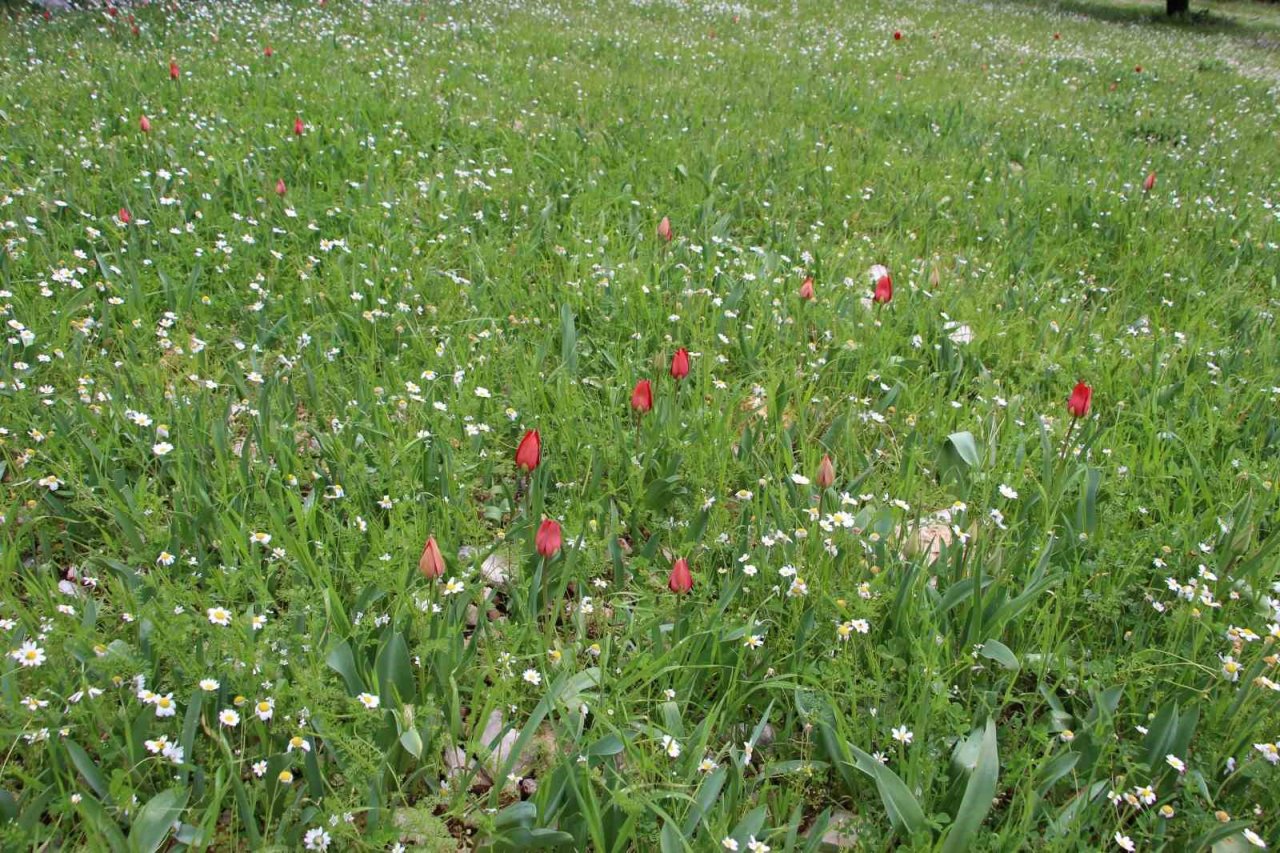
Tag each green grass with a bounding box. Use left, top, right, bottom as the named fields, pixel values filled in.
left=1, top=0, right=1279, bottom=849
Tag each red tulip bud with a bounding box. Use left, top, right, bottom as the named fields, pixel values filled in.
left=1134, top=65, right=1142, bottom=73
left=873, top=273, right=893, bottom=304
left=43, top=10, right=51, bottom=21
left=276, top=178, right=287, bottom=196
left=169, top=60, right=179, bottom=80
left=893, top=30, right=902, bottom=40
left=1142, top=171, right=1156, bottom=192
left=118, top=207, right=131, bottom=224
left=418, top=536, right=445, bottom=579
left=631, top=379, right=653, bottom=414
left=293, top=117, right=305, bottom=136
left=668, top=558, right=693, bottom=594
left=139, top=114, right=151, bottom=133
left=515, top=429, right=541, bottom=472
left=264, top=44, right=274, bottom=57
left=670, top=348, right=690, bottom=381
left=798, top=276, right=815, bottom=301
left=817, top=454, right=835, bottom=489
left=535, top=519, right=562, bottom=558
left=657, top=216, right=672, bottom=243
left=1067, top=382, right=1093, bottom=419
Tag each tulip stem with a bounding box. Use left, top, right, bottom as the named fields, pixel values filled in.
left=1059, top=418, right=1078, bottom=463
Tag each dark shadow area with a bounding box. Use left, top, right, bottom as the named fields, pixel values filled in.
left=1006, top=0, right=1280, bottom=46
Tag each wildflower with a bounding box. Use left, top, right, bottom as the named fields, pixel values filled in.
left=670, top=348, right=690, bottom=380
left=250, top=531, right=272, bottom=546
left=276, top=178, right=287, bottom=196
left=219, top=709, right=240, bottom=727
left=816, top=454, right=835, bottom=489
left=1159, top=804, right=1175, bottom=818
left=536, top=519, right=562, bottom=558
left=154, top=694, right=177, bottom=717
left=278, top=770, right=294, bottom=784
left=1221, top=656, right=1242, bottom=682
left=199, top=678, right=219, bottom=692
left=1243, top=829, right=1267, bottom=848
left=660, top=735, right=681, bottom=758
left=357, top=693, right=380, bottom=710
left=747, top=837, right=770, bottom=853
left=1115, top=833, right=1136, bottom=852
left=722, top=840, right=739, bottom=852
left=1143, top=171, right=1157, bottom=192
left=255, top=698, right=275, bottom=721
left=252, top=761, right=268, bottom=777
left=168, top=59, right=179, bottom=80
left=999, top=484, right=1018, bottom=500
left=515, top=429, right=541, bottom=471
left=744, top=634, right=764, bottom=649
left=892, top=726, right=913, bottom=745
left=798, top=276, right=815, bottom=300
left=668, top=558, right=693, bottom=594
left=631, top=379, right=653, bottom=414
left=303, top=828, right=331, bottom=851
left=1165, top=754, right=1186, bottom=773
left=523, top=669, right=542, bottom=686
left=118, top=207, right=132, bottom=225
left=418, top=536, right=444, bottom=580
left=293, top=117, right=305, bottom=136
left=207, top=607, right=232, bottom=626
left=870, top=265, right=892, bottom=304
left=11, top=641, right=45, bottom=667
left=288, top=736, right=312, bottom=753
left=1068, top=382, right=1092, bottom=418
left=139, top=114, right=151, bottom=133
left=657, top=216, right=673, bottom=242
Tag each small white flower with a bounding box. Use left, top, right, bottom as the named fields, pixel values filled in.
left=357, top=693, right=380, bottom=710
left=891, top=726, right=913, bottom=745
left=219, top=709, right=240, bottom=727
left=998, top=483, right=1018, bottom=500
left=1165, top=754, right=1186, bottom=773
left=1115, top=833, right=1136, bottom=852
left=661, top=735, right=681, bottom=758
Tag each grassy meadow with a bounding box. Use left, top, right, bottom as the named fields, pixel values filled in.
left=2, top=0, right=1280, bottom=849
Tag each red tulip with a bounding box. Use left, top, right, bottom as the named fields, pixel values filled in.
left=1067, top=382, right=1092, bottom=418
left=169, top=60, right=179, bottom=80
left=1142, top=171, right=1156, bottom=192
left=139, top=114, right=151, bottom=133
left=670, top=348, right=690, bottom=381
left=43, top=10, right=51, bottom=21
left=118, top=207, right=132, bottom=224
left=873, top=272, right=893, bottom=304
left=276, top=178, right=287, bottom=196
left=1053, top=32, right=1061, bottom=40
left=108, top=6, right=118, bottom=17
left=264, top=44, right=274, bottom=57
left=893, top=30, right=902, bottom=40
left=668, top=558, right=693, bottom=594
left=657, top=216, right=672, bottom=243
left=535, top=519, right=562, bottom=558
left=418, top=536, right=445, bottom=580
left=798, top=276, right=815, bottom=301
left=631, top=379, right=653, bottom=414
left=293, top=117, right=305, bottom=136
left=816, top=454, right=835, bottom=489
left=515, top=429, right=541, bottom=472
left=1134, top=65, right=1142, bottom=73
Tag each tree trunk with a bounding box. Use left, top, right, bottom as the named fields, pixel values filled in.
left=1167, top=0, right=1189, bottom=15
